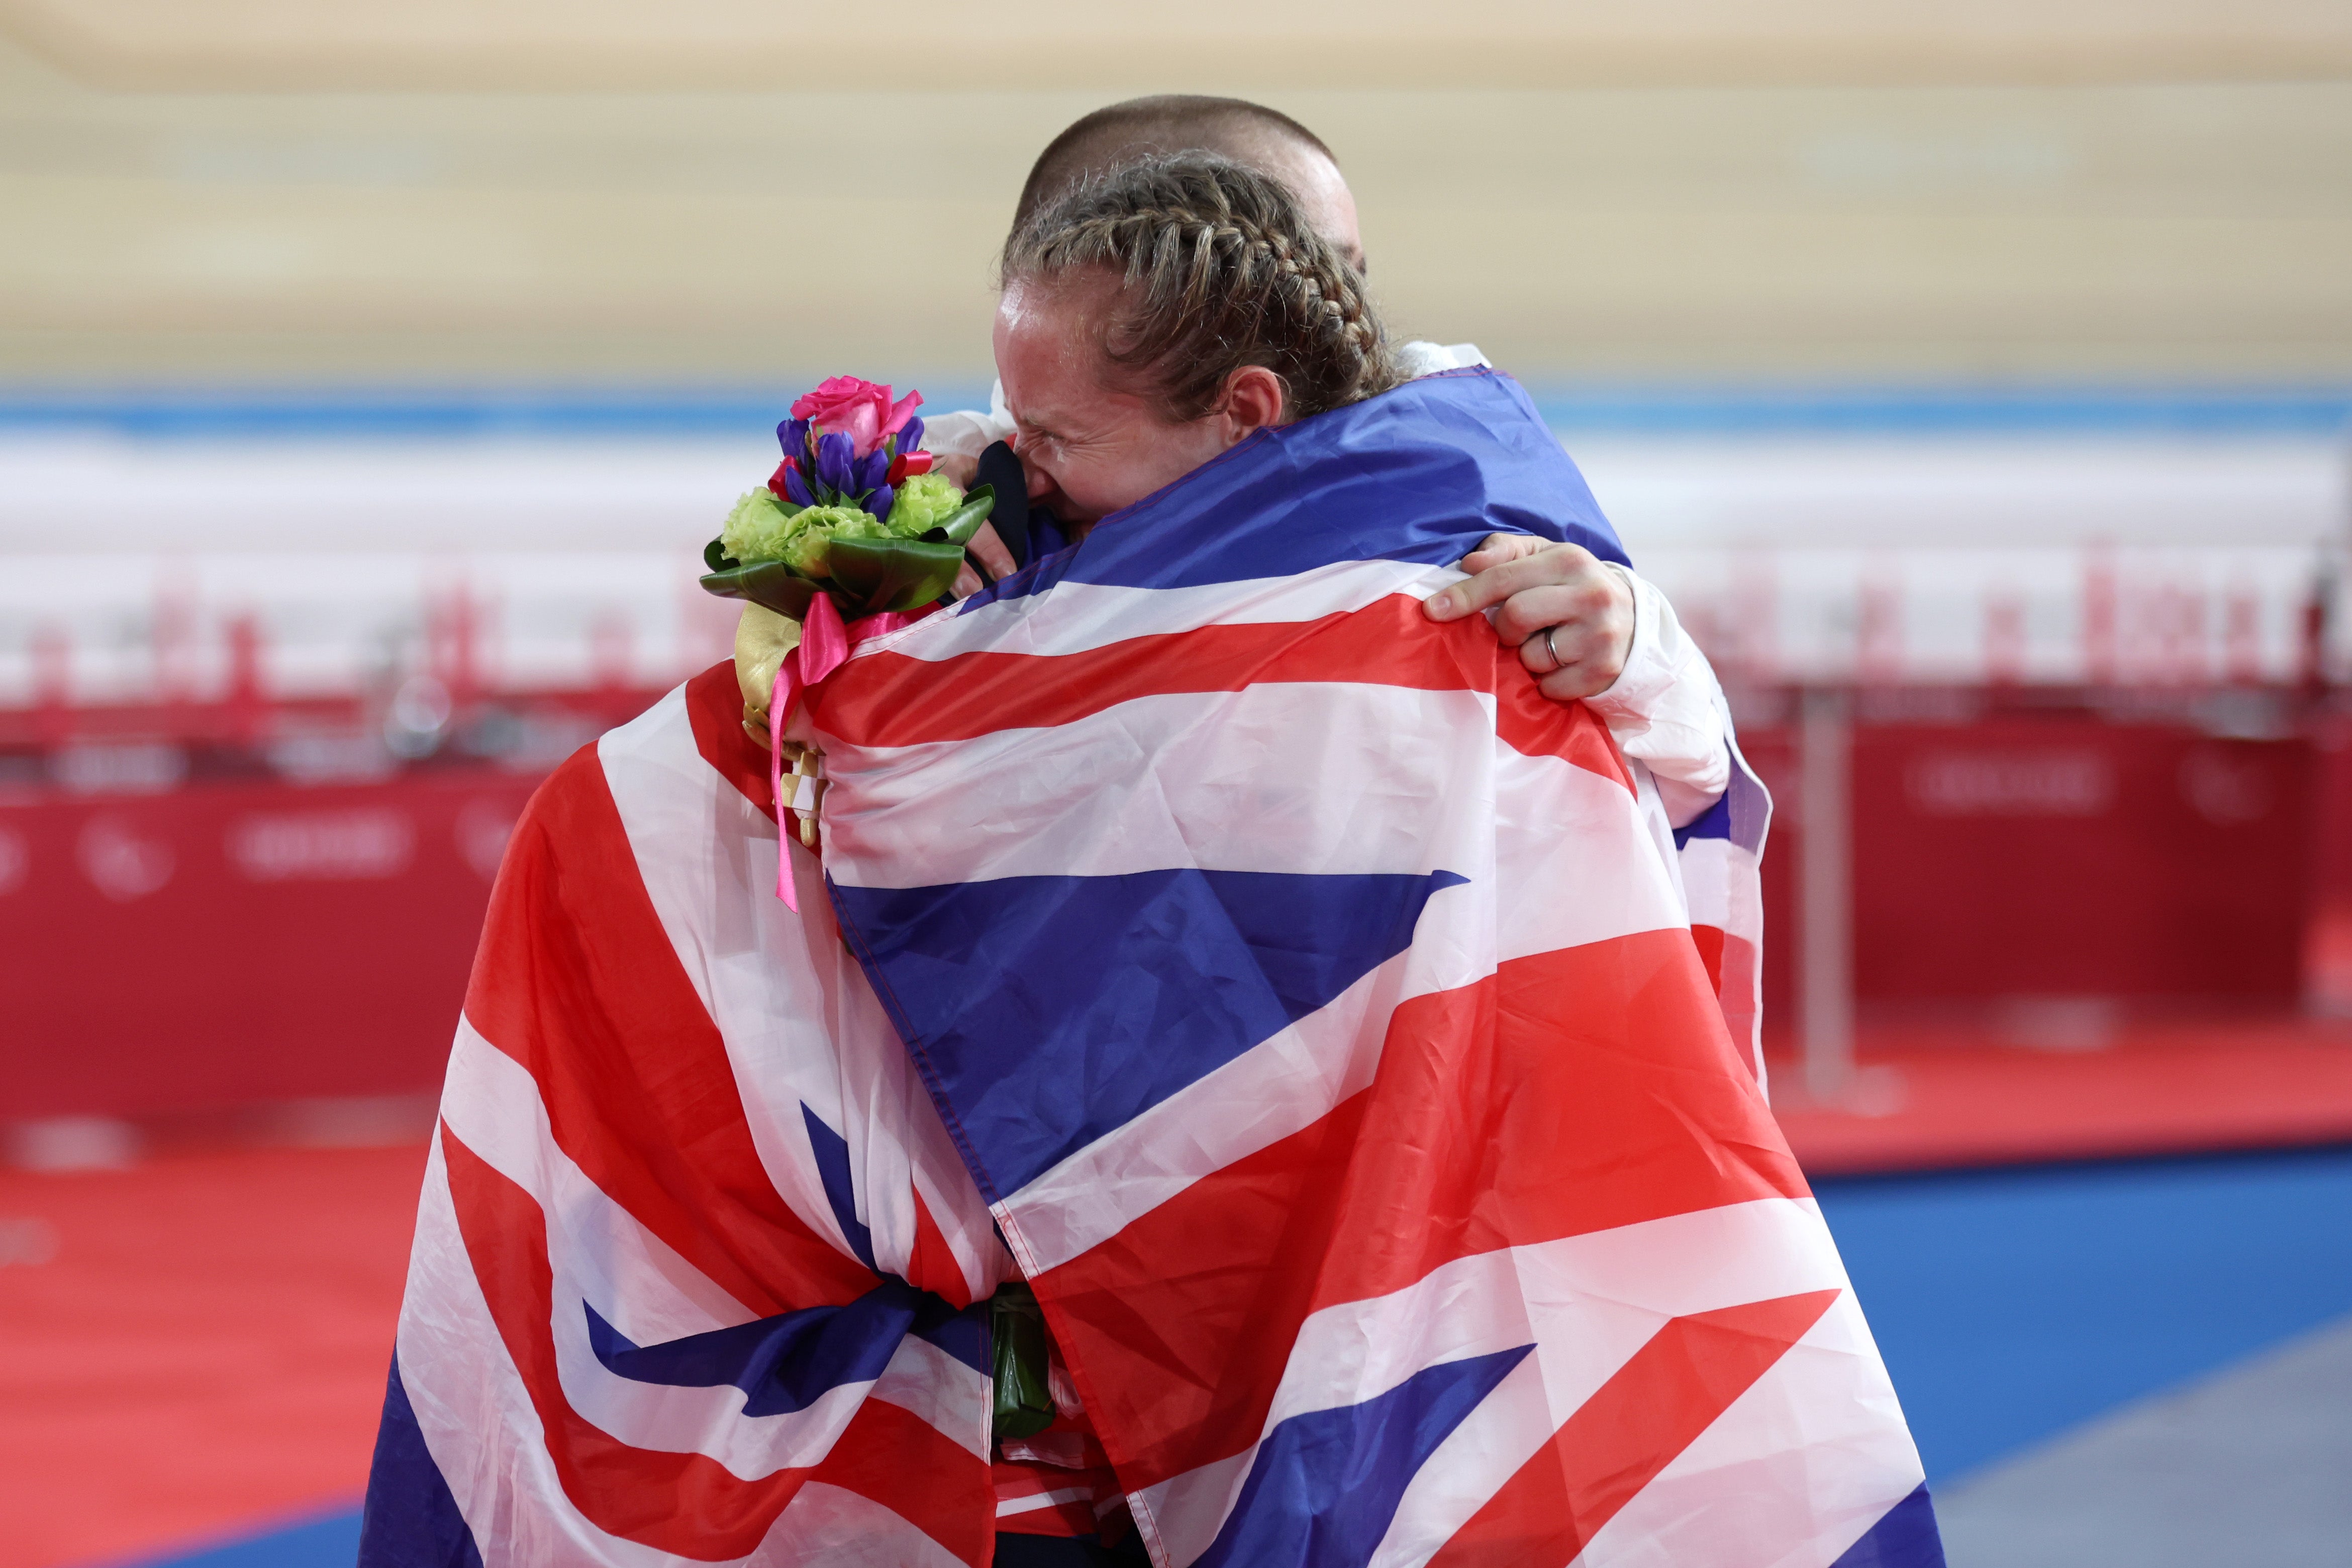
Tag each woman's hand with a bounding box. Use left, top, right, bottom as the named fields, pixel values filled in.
left=929, top=448, right=981, bottom=489
left=949, top=522, right=1021, bottom=601
left=1422, top=535, right=1633, bottom=701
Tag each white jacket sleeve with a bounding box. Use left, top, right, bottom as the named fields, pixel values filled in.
left=1584, top=565, right=1732, bottom=829
left=923, top=381, right=1017, bottom=461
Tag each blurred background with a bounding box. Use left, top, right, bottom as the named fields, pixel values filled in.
left=3, top=3, right=2350, bottom=1565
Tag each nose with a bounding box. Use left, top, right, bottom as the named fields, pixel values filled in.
left=1022, top=454, right=1056, bottom=504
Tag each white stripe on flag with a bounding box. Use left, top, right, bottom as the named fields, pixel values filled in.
left=443, top=1026, right=891, bottom=1477
left=997, top=743, right=1685, bottom=1271
left=440, top=1020, right=752, bottom=1336
left=996, top=1487, right=1099, bottom=1519
left=398, top=1136, right=761, bottom=1568
left=1566, top=1291, right=1923, bottom=1568
left=849, top=560, right=1452, bottom=666
left=869, top=1335, right=992, bottom=1463
left=753, top=1483, right=972, bottom=1568
left=1138, top=1199, right=1856, bottom=1566
left=822, top=684, right=1503, bottom=891
left=598, top=688, right=1005, bottom=1300
left=1362, top=1351, right=1559, bottom=1568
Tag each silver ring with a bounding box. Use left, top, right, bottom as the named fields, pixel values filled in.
left=1542, top=624, right=1564, bottom=671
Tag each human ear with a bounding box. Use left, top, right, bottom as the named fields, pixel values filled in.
left=1219, top=366, right=1290, bottom=436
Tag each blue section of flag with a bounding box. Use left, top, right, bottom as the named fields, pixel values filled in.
left=1672, top=790, right=1733, bottom=849
left=834, top=868, right=1464, bottom=1200
left=1195, top=1347, right=1531, bottom=1568
left=800, top=1103, right=878, bottom=1269
left=584, top=1278, right=987, bottom=1412
left=358, top=1354, right=483, bottom=1568
left=1673, top=745, right=1772, bottom=855
left=972, top=371, right=1628, bottom=607
left=1829, top=1484, right=1947, bottom=1567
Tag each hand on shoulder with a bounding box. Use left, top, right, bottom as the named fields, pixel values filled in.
left=1423, top=534, right=1633, bottom=701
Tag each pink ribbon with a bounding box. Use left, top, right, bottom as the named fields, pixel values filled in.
left=768, top=594, right=934, bottom=909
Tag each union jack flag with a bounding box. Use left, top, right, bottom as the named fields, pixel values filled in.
left=359, top=656, right=1019, bottom=1564
left=809, top=369, right=1936, bottom=1565
left=361, top=368, right=1935, bottom=1566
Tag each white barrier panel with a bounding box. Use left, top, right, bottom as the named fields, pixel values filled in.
left=1, top=432, right=2344, bottom=705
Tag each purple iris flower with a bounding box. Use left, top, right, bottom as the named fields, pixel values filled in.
left=782, top=462, right=816, bottom=508
left=777, top=416, right=812, bottom=458
left=853, top=445, right=892, bottom=496
left=895, top=416, right=925, bottom=458
left=813, top=431, right=856, bottom=498
left=864, top=483, right=894, bottom=523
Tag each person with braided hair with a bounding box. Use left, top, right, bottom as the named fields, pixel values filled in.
left=991, top=155, right=1402, bottom=525
left=928, top=94, right=1735, bottom=835
left=798, top=145, right=1925, bottom=1568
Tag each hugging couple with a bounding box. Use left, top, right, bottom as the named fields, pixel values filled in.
left=363, top=97, right=1939, bottom=1568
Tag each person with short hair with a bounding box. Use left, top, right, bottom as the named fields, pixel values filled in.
left=928, top=94, right=1734, bottom=831
left=814, top=150, right=1929, bottom=1568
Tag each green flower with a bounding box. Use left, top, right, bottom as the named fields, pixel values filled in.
left=719, top=490, right=806, bottom=565
left=778, top=506, right=887, bottom=576
left=720, top=493, right=888, bottom=579
left=886, top=472, right=966, bottom=537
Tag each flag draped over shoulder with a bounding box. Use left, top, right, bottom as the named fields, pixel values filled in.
left=809, top=369, right=1941, bottom=1567
left=359, top=664, right=1015, bottom=1567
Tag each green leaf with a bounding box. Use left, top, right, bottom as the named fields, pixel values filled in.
left=936, top=484, right=996, bottom=546
left=703, top=537, right=737, bottom=572
left=697, top=560, right=822, bottom=620
left=990, top=1284, right=1055, bottom=1442
left=825, top=536, right=967, bottom=615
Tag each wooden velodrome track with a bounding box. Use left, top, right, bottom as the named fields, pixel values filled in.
left=0, top=3, right=2347, bottom=390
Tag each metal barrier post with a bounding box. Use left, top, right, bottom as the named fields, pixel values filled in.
left=1800, top=685, right=1854, bottom=1103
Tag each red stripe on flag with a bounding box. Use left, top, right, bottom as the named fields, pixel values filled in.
left=1426, top=1289, right=1842, bottom=1566
left=1036, top=927, right=1804, bottom=1492
left=1486, top=634, right=1630, bottom=789
left=441, top=1121, right=813, bottom=1558
left=685, top=660, right=775, bottom=811
left=906, top=1184, right=975, bottom=1309
left=1690, top=923, right=1727, bottom=994
left=815, top=597, right=1630, bottom=789
left=1040, top=1095, right=1373, bottom=1495
left=810, top=1394, right=997, bottom=1565
left=441, top=1123, right=992, bottom=1563
left=462, top=746, right=873, bottom=1314
left=1691, top=924, right=1763, bottom=1081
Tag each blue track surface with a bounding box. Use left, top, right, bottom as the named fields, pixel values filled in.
left=1815, top=1144, right=2352, bottom=1481
left=126, top=1511, right=361, bottom=1568
left=128, top=1145, right=2352, bottom=1566
left=4, top=384, right=2346, bottom=441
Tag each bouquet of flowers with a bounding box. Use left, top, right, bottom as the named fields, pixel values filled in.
left=700, top=376, right=995, bottom=620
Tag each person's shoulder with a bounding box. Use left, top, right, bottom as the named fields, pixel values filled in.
left=1396, top=340, right=1492, bottom=378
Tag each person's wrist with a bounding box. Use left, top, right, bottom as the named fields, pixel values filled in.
left=1582, top=564, right=1644, bottom=705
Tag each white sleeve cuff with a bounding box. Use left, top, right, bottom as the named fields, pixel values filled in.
left=1585, top=564, right=1732, bottom=827
left=923, top=408, right=1014, bottom=460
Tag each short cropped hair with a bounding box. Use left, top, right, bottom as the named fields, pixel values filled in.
left=1002, top=153, right=1399, bottom=424
left=1012, top=95, right=1335, bottom=236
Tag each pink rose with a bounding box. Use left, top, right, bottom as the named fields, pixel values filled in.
left=790, top=376, right=923, bottom=460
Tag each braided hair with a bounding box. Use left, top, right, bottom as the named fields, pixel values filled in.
left=999, top=154, right=1401, bottom=425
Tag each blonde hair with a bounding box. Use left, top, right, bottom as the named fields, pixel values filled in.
left=1000, top=154, right=1401, bottom=424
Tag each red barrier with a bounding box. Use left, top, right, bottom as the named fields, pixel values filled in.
left=1745, top=716, right=2312, bottom=1015
left=1, top=768, right=543, bottom=1120
left=0, top=709, right=2324, bottom=1124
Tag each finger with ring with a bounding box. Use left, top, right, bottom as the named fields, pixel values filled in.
left=1542, top=624, right=1565, bottom=672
